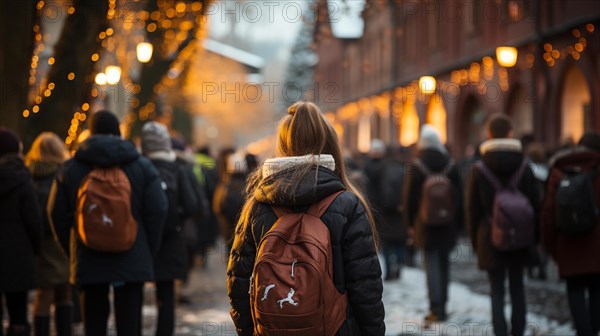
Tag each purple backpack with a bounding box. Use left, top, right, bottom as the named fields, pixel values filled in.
left=476, top=161, right=535, bottom=251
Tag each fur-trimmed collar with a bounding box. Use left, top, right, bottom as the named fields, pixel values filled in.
left=480, top=139, right=522, bottom=155
left=262, top=154, right=335, bottom=178
left=147, top=150, right=177, bottom=162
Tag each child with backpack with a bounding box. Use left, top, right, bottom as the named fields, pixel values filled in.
left=403, top=125, right=463, bottom=322
left=142, top=122, right=199, bottom=336
left=226, top=101, right=385, bottom=336
left=542, top=132, right=600, bottom=336
left=465, top=114, right=540, bottom=336
left=49, top=111, right=168, bottom=336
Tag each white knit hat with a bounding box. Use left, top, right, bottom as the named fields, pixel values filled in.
left=141, top=121, right=172, bottom=155
left=417, top=124, right=447, bottom=154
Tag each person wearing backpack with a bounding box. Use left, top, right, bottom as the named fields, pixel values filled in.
left=25, top=133, right=73, bottom=336
left=0, top=128, right=43, bottom=336
left=141, top=122, right=199, bottom=336
left=227, top=101, right=385, bottom=336
left=49, top=111, right=168, bottom=336
left=542, top=132, right=600, bottom=336
left=363, top=140, right=407, bottom=280
left=465, top=114, right=540, bottom=336
left=403, top=125, right=462, bottom=322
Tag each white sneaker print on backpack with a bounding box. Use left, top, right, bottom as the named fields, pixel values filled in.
left=276, top=288, right=298, bottom=309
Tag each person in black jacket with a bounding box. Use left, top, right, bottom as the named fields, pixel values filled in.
left=465, top=114, right=540, bottom=336
left=0, top=127, right=43, bottom=336
left=213, top=152, right=248, bottom=255
left=142, top=122, right=198, bottom=336
left=25, top=133, right=73, bottom=336
left=403, top=125, right=463, bottom=322
left=49, top=111, right=168, bottom=336
left=227, top=101, right=385, bottom=336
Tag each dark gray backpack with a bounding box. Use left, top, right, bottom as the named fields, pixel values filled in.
left=477, top=161, right=535, bottom=251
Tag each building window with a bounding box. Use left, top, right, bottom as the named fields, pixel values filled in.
left=426, top=94, right=447, bottom=143
left=561, top=66, right=591, bottom=143
left=505, top=0, right=531, bottom=22
left=464, top=1, right=480, bottom=34
left=399, top=98, right=420, bottom=146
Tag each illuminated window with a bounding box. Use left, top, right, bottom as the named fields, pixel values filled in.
left=399, top=99, right=419, bottom=147
left=426, top=94, right=447, bottom=143
left=561, top=66, right=591, bottom=143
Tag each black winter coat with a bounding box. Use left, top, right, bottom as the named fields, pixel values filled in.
left=50, top=136, right=168, bottom=284
left=403, top=149, right=463, bottom=250
left=465, top=146, right=540, bottom=271
left=227, top=165, right=385, bottom=336
left=150, top=158, right=198, bottom=281
left=0, top=156, right=42, bottom=291
left=213, top=172, right=247, bottom=245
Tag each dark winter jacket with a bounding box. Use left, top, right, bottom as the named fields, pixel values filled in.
left=149, top=156, right=198, bottom=281
left=465, top=139, right=540, bottom=271
left=29, top=161, right=59, bottom=236
left=213, top=172, right=247, bottom=245
left=227, top=163, right=385, bottom=336
left=364, top=157, right=408, bottom=244
left=50, top=136, right=168, bottom=285
left=542, top=148, right=600, bottom=278
left=403, top=149, right=463, bottom=250
left=0, top=155, right=42, bottom=291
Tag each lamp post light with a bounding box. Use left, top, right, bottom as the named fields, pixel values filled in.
left=496, top=46, right=518, bottom=67
left=94, top=72, right=107, bottom=85
left=419, top=76, right=436, bottom=95
left=105, top=65, right=121, bottom=85
left=136, top=42, right=153, bottom=63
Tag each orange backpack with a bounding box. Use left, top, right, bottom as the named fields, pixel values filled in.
left=76, top=166, right=138, bottom=253
left=250, top=191, right=348, bottom=335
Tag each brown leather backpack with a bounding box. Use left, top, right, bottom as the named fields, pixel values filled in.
left=250, top=191, right=348, bottom=335
left=76, top=166, right=138, bottom=253
left=414, top=159, right=456, bottom=227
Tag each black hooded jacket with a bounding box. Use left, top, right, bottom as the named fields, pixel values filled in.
left=0, top=155, right=42, bottom=291
left=465, top=141, right=540, bottom=270
left=403, top=149, right=463, bottom=250
left=227, top=165, right=385, bottom=336
left=50, top=136, right=167, bottom=284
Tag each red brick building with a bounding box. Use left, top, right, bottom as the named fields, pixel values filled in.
left=313, top=0, right=600, bottom=157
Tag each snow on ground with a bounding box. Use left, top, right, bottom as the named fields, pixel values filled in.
left=383, top=267, right=574, bottom=336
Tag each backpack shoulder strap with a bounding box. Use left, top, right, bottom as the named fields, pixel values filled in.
left=508, top=160, right=529, bottom=190
left=307, top=190, right=345, bottom=218
left=475, top=161, right=503, bottom=191
left=271, top=206, right=291, bottom=219
left=440, top=160, right=455, bottom=177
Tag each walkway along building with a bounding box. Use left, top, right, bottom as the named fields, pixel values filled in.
left=313, top=0, right=600, bottom=157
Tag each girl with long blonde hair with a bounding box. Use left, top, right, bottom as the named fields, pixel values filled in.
left=25, top=132, right=72, bottom=336
left=226, top=101, right=385, bottom=335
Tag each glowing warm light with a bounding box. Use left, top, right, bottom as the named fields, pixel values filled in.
left=419, top=76, right=436, bottom=95
left=23, top=110, right=30, bottom=118
left=427, top=94, right=447, bottom=143
left=67, top=72, right=75, bottom=80
left=91, top=53, right=99, bottom=62
left=357, top=116, right=371, bottom=153
left=32, top=105, right=39, bottom=113
left=48, top=57, right=55, bottom=65
left=105, top=66, right=121, bottom=85
left=496, top=46, right=518, bottom=67
left=95, top=72, right=107, bottom=85
left=136, top=42, right=153, bottom=63
left=82, top=103, right=90, bottom=111
left=399, top=101, right=419, bottom=146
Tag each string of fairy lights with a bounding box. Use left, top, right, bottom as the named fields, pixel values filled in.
left=25, top=0, right=206, bottom=146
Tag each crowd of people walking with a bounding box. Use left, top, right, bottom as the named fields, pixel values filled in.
left=1, top=103, right=600, bottom=336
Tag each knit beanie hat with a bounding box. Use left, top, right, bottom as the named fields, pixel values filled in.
left=417, top=124, right=447, bottom=154
left=141, top=121, right=172, bottom=155
left=89, top=110, right=121, bottom=136
left=0, top=127, right=21, bottom=156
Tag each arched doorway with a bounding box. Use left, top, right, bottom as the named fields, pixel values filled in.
left=507, top=84, right=534, bottom=138
left=398, top=98, right=419, bottom=147
left=458, top=95, right=486, bottom=156
left=426, top=93, right=447, bottom=143
left=561, top=66, right=592, bottom=143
